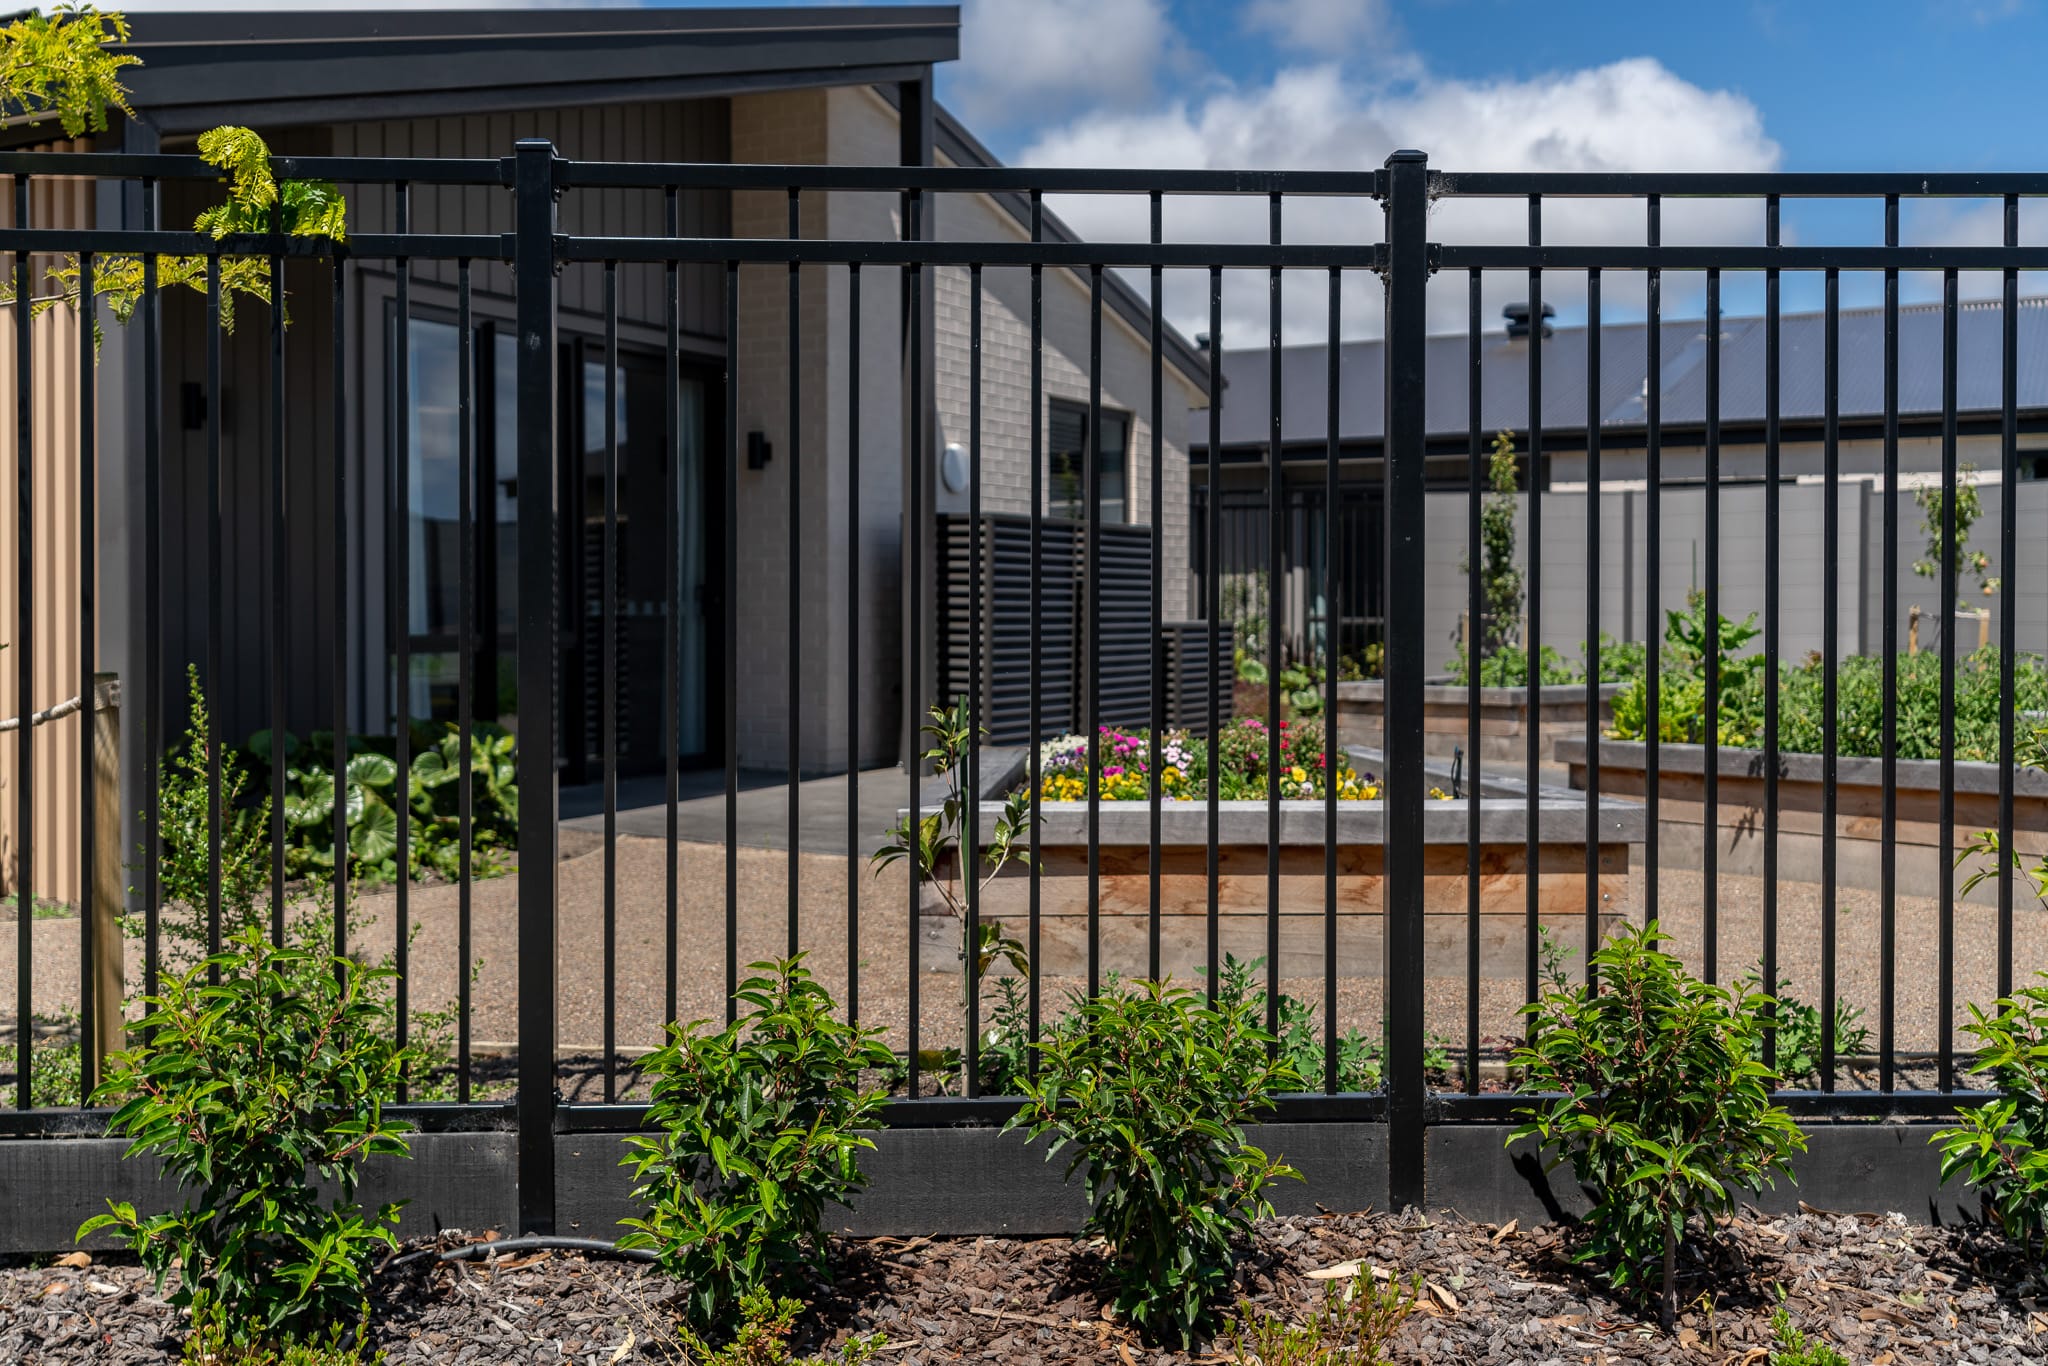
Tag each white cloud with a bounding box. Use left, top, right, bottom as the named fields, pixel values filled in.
left=1241, top=0, right=1393, bottom=55
left=1021, top=55, right=1781, bottom=344
left=951, top=0, right=1182, bottom=129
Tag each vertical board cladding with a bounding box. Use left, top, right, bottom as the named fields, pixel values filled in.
left=322, top=100, right=730, bottom=741
left=0, top=142, right=97, bottom=908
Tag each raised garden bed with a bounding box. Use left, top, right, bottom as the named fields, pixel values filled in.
left=917, top=755, right=1643, bottom=981
left=1336, top=678, right=1625, bottom=775
left=1557, top=735, right=2048, bottom=905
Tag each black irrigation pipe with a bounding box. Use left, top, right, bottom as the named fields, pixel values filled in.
left=390, top=1236, right=655, bottom=1270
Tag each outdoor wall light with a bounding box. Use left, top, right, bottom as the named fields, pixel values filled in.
left=747, top=430, right=772, bottom=469
left=940, top=441, right=970, bottom=493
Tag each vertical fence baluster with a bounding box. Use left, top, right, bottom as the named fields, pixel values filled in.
left=1265, top=194, right=1281, bottom=1039
left=1149, top=193, right=1164, bottom=983
left=1938, top=267, right=1958, bottom=1095
left=602, top=261, right=619, bottom=1105
left=1703, top=267, right=1721, bottom=985
left=513, top=138, right=562, bottom=1235
left=1322, top=266, right=1340, bottom=1093
left=1583, top=266, right=1601, bottom=983
left=1762, top=197, right=1781, bottom=1075
left=331, top=254, right=348, bottom=961
left=1998, top=196, right=2018, bottom=1003
left=1879, top=196, right=1899, bottom=1094
left=1087, top=262, right=1103, bottom=1001
left=269, top=230, right=287, bottom=945
left=1523, top=194, right=1541, bottom=1010
left=965, top=262, right=983, bottom=1098
left=787, top=187, right=802, bottom=954
left=726, top=253, right=739, bottom=1025
left=1381, top=149, right=1430, bottom=1210
left=1027, top=195, right=1043, bottom=1060
left=847, top=261, right=862, bottom=1025
left=665, top=191, right=681, bottom=1032
left=1644, top=197, right=1661, bottom=944
left=456, top=259, right=474, bottom=1104
left=1205, top=264, right=1222, bottom=1008
left=392, top=187, right=411, bottom=1093
left=76, top=250, right=96, bottom=1102
left=205, top=251, right=223, bottom=978
left=12, top=177, right=29, bottom=1107
left=904, top=190, right=923, bottom=1095
left=1465, top=267, right=1481, bottom=1093
left=1821, top=267, right=1840, bottom=1089
left=143, top=180, right=163, bottom=1016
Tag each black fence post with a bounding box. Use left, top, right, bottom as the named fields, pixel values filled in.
left=513, top=138, right=562, bottom=1235
left=1381, top=148, right=1430, bottom=1212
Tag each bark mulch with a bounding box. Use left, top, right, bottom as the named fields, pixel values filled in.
left=4, top=1208, right=2044, bottom=1364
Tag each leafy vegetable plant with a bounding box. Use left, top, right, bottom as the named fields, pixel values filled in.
left=81, top=926, right=412, bottom=1346
left=620, top=957, right=893, bottom=1333
left=255, top=722, right=519, bottom=885
left=1931, top=972, right=2048, bottom=1263
left=1510, top=920, right=1806, bottom=1328
left=1008, top=976, right=1301, bottom=1348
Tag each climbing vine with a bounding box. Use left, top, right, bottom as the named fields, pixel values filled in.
left=0, top=5, right=346, bottom=333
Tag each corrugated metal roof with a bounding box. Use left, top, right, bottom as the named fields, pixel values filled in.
left=1202, top=295, right=2048, bottom=450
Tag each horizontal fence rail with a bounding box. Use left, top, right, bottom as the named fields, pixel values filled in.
left=0, top=145, right=2039, bottom=1237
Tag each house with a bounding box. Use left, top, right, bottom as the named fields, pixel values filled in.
left=1195, top=297, right=2048, bottom=668
left=0, top=5, right=1210, bottom=908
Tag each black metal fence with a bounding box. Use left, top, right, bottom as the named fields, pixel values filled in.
left=3, top=143, right=2044, bottom=1233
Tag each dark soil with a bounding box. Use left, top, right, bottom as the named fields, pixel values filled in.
left=5, top=1207, right=2044, bottom=1364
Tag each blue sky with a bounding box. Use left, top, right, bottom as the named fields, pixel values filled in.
left=112, top=0, right=2048, bottom=338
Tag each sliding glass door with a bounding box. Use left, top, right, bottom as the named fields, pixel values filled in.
left=397, top=309, right=719, bottom=780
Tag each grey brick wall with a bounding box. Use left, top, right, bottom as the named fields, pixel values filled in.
left=721, top=87, right=1205, bottom=774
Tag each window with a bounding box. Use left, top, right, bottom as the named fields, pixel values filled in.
left=2021, top=451, right=2048, bottom=482
left=1047, top=398, right=1130, bottom=522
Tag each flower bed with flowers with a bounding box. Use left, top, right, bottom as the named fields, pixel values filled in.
left=1031, top=717, right=1447, bottom=803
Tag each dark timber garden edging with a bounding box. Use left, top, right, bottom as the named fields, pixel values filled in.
left=1557, top=736, right=2048, bottom=905
left=0, top=1120, right=1972, bottom=1255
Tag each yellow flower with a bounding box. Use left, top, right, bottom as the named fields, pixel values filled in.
left=1289, top=766, right=1308, bottom=784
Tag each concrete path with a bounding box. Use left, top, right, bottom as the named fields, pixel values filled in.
left=559, top=766, right=911, bottom=857
left=559, top=746, right=1027, bottom=857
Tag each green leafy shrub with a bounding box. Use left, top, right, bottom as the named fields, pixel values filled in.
left=670, top=1288, right=886, bottom=1366
left=1008, top=976, right=1301, bottom=1347
left=1510, top=921, right=1806, bottom=1326
left=1766, top=1306, right=1850, bottom=1366
left=1760, top=973, right=1869, bottom=1084
left=0, top=7, right=347, bottom=332
left=253, top=722, right=518, bottom=886
left=5, top=1008, right=82, bottom=1109
left=620, top=957, right=893, bottom=1332
left=1932, top=972, right=2048, bottom=1263
left=1446, top=641, right=1580, bottom=689
left=181, top=1295, right=385, bottom=1366
left=146, top=677, right=474, bottom=1103
left=1227, top=1270, right=1420, bottom=1366
left=82, top=926, right=412, bottom=1345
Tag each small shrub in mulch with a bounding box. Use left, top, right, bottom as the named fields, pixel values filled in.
left=1511, top=919, right=1806, bottom=1327
left=7, top=1208, right=2042, bottom=1364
